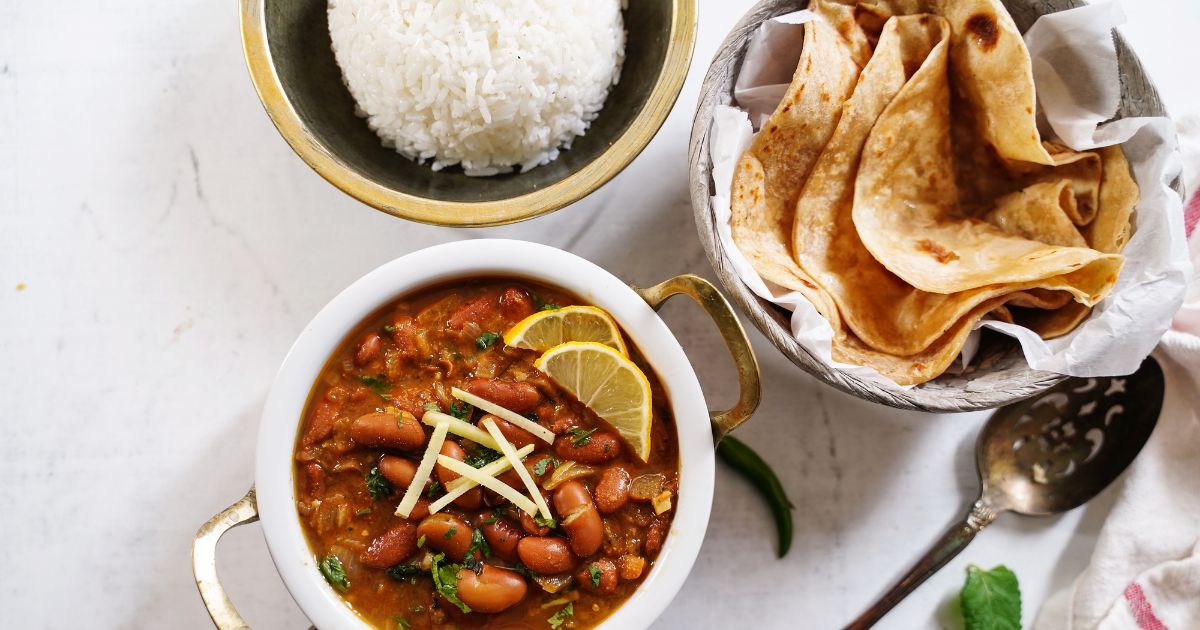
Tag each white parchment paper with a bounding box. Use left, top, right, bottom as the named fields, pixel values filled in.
left=711, top=1, right=1193, bottom=389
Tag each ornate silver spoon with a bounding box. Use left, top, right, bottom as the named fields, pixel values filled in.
left=844, top=357, right=1165, bottom=629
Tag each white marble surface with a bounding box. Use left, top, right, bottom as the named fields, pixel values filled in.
left=1, top=1, right=1196, bottom=628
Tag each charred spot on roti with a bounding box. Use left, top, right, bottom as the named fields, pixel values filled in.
left=916, top=239, right=960, bottom=264
left=965, top=13, right=999, bottom=50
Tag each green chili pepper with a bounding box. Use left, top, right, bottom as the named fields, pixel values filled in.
left=716, top=435, right=793, bottom=558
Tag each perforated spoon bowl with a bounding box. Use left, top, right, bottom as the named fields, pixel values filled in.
left=844, top=357, right=1165, bottom=629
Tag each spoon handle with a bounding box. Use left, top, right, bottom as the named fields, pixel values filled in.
left=842, top=498, right=999, bottom=630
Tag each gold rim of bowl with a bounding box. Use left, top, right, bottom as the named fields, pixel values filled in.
left=239, top=0, right=699, bottom=227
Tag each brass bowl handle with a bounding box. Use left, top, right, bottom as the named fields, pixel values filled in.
left=632, top=274, right=761, bottom=441
left=193, top=487, right=259, bottom=630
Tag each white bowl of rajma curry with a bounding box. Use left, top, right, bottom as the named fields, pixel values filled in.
left=193, top=239, right=761, bottom=630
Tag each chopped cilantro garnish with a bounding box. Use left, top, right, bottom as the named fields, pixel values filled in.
left=588, top=564, right=602, bottom=588
left=319, top=555, right=349, bottom=592
left=386, top=563, right=422, bottom=582
left=391, top=616, right=411, bottom=630
left=354, top=507, right=373, bottom=516
left=534, top=515, right=557, bottom=530
left=464, top=529, right=492, bottom=574
left=547, top=603, right=573, bottom=628
left=365, top=466, right=394, bottom=500
left=384, top=324, right=399, bottom=333
left=567, top=427, right=596, bottom=446
left=532, top=456, right=559, bottom=476
left=423, top=402, right=441, bottom=414
left=444, top=526, right=457, bottom=540
left=358, top=374, right=391, bottom=399
left=540, top=302, right=561, bottom=311
left=416, top=534, right=426, bottom=548
left=476, top=332, right=501, bottom=349
left=464, top=445, right=502, bottom=468
left=426, top=481, right=442, bottom=498
left=450, top=400, right=470, bottom=420
left=430, top=553, right=471, bottom=613
left=481, top=513, right=497, bottom=525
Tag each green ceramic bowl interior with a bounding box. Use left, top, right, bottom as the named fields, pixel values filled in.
left=263, top=1, right=672, bottom=203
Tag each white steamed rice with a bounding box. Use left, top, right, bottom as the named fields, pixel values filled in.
left=327, top=0, right=626, bottom=176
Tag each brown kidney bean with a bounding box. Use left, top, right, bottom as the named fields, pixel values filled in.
left=482, top=414, right=538, bottom=449
left=416, top=514, right=474, bottom=562
left=350, top=411, right=425, bottom=451
left=361, top=521, right=418, bottom=568
left=448, top=292, right=500, bottom=330
left=519, top=509, right=551, bottom=536
left=300, top=399, right=340, bottom=446
left=593, top=466, right=631, bottom=514
left=436, top=440, right=483, bottom=509
left=526, top=453, right=557, bottom=482
left=644, top=516, right=668, bottom=557
left=576, top=557, right=619, bottom=595
left=378, top=455, right=418, bottom=488
left=302, top=462, right=325, bottom=499
left=454, top=565, right=527, bottom=613
left=466, top=379, right=541, bottom=413
left=478, top=510, right=523, bottom=562
left=407, top=497, right=431, bottom=521
left=553, top=480, right=604, bottom=557
left=517, top=536, right=576, bottom=575
left=499, top=286, right=535, bottom=321
left=354, top=332, right=382, bottom=365
left=554, top=431, right=621, bottom=464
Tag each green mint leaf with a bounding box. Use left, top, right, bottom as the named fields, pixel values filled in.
left=319, top=554, right=349, bottom=592
left=960, top=564, right=1021, bottom=630
left=365, top=467, right=394, bottom=500
left=476, top=332, right=501, bottom=350
left=588, top=564, right=602, bottom=588
left=547, top=602, right=573, bottom=628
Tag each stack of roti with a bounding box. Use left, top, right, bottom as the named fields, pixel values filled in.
left=730, top=0, right=1138, bottom=385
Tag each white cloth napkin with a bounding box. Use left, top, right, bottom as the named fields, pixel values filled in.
left=1034, top=119, right=1200, bottom=630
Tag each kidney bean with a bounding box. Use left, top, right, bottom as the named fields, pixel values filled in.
left=466, top=379, right=541, bottom=413
left=517, top=536, right=576, bottom=575
left=350, top=411, right=425, bottom=451
left=302, top=462, right=325, bottom=499
left=378, top=455, right=418, bottom=488
left=593, top=466, right=631, bottom=514
left=499, top=287, right=535, bottom=321
left=519, top=509, right=551, bottom=536
left=554, top=431, right=621, bottom=464
left=361, top=522, right=418, bottom=568
left=354, top=332, right=382, bottom=365
left=300, top=399, right=340, bottom=446
left=527, top=453, right=558, bottom=482
left=454, top=565, right=527, bottom=613
left=387, top=315, right=421, bottom=362
left=644, top=516, right=669, bottom=557
left=478, top=510, right=523, bottom=562
left=416, top=514, right=474, bottom=562
left=482, top=414, right=538, bottom=449
left=448, top=293, right=500, bottom=330
left=407, top=497, right=431, bottom=521
left=436, top=440, right=483, bottom=509
left=553, top=480, right=604, bottom=557
left=576, top=557, right=619, bottom=595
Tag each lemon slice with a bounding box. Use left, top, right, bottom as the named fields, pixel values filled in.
left=504, top=306, right=628, bottom=356
left=534, top=341, right=653, bottom=462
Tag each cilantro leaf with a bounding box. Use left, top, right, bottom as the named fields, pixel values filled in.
left=463, top=528, right=492, bottom=574
left=547, top=603, right=573, bottom=628
left=319, top=555, right=349, bottom=592
left=358, top=374, right=391, bottom=399
left=426, top=480, right=442, bottom=498
left=444, top=526, right=457, bottom=540
left=391, top=616, right=411, bottom=630
left=416, top=534, right=426, bottom=548
left=567, top=427, right=596, bottom=446
left=384, top=324, right=399, bottom=333
left=354, top=507, right=373, bottom=516
left=534, top=515, right=557, bottom=530
left=532, top=456, right=559, bottom=476
left=424, top=402, right=441, bottom=414
left=464, top=445, right=502, bottom=468
left=476, top=332, right=501, bottom=350
left=386, top=563, right=422, bottom=582
left=450, top=400, right=471, bottom=420
left=430, top=553, right=471, bottom=613
left=960, top=564, right=1021, bottom=630
left=588, top=564, right=602, bottom=588
left=540, top=302, right=561, bottom=311
left=365, top=467, right=394, bottom=500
